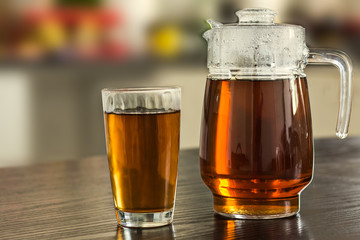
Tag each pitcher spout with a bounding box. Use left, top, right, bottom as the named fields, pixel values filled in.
left=203, top=19, right=222, bottom=41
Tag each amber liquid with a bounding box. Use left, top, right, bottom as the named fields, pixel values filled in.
left=104, top=110, right=180, bottom=213
left=200, top=77, right=313, bottom=217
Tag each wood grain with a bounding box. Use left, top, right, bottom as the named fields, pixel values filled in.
left=1, top=138, right=360, bottom=239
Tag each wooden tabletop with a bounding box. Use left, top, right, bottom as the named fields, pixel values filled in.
left=1, top=138, right=360, bottom=240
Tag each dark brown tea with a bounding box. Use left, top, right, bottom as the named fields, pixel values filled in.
left=200, top=77, right=313, bottom=217
left=105, top=110, right=180, bottom=213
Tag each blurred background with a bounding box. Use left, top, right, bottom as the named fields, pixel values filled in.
left=0, top=0, right=359, bottom=166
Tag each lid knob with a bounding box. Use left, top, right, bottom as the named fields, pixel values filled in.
left=236, top=8, right=276, bottom=25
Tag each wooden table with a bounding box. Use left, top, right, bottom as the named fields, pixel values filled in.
left=1, top=138, right=360, bottom=239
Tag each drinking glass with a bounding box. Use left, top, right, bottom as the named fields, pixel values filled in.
left=102, top=87, right=181, bottom=228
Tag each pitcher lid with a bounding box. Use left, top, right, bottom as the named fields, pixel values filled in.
left=203, top=8, right=309, bottom=77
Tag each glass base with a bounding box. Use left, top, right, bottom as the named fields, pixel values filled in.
left=115, top=208, right=174, bottom=228
left=213, top=195, right=299, bottom=219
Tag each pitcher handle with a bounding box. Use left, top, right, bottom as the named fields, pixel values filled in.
left=307, top=49, right=353, bottom=139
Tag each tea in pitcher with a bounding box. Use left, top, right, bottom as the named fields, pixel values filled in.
left=200, top=76, right=313, bottom=217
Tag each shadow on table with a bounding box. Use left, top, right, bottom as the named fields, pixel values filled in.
left=212, top=214, right=314, bottom=240
left=116, top=224, right=175, bottom=240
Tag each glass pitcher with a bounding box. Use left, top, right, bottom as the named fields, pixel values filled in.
left=199, top=8, right=352, bottom=219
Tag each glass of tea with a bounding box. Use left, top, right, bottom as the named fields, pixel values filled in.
left=102, top=87, right=181, bottom=228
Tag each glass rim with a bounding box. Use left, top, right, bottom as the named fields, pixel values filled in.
left=102, top=86, right=181, bottom=94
